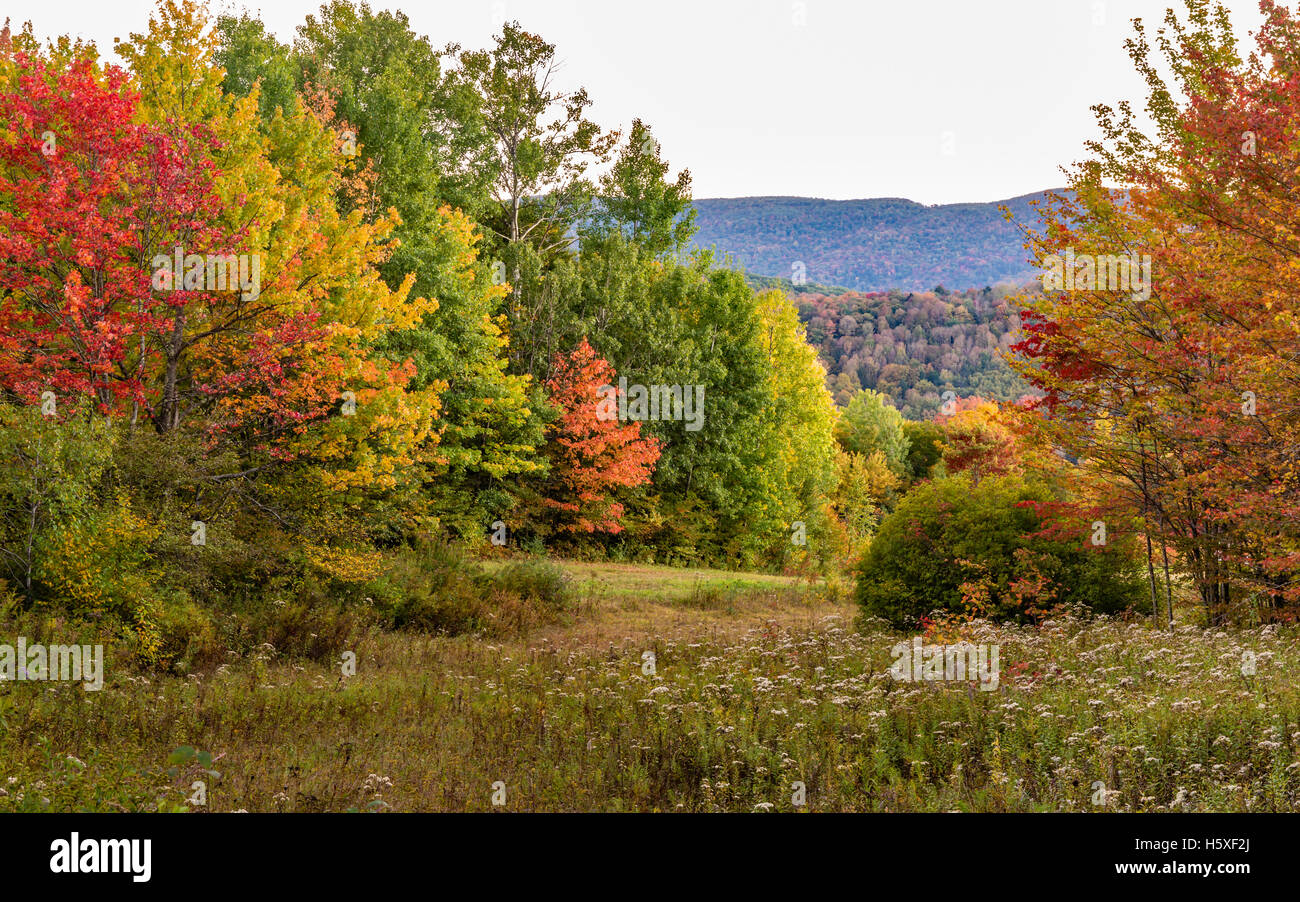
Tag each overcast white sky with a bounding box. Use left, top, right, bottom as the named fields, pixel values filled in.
left=11, top=0, right=1271, bottom=203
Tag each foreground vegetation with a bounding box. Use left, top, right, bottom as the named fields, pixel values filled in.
left=2, top=564, right=1295, bottom=813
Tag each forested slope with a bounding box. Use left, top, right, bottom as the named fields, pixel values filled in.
left=692, top=192, right=1055, bottom=292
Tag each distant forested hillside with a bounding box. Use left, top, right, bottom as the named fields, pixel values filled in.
left=794, top=285, right=1032, bottom=419
left=693, top=192, right=1056, bottom=292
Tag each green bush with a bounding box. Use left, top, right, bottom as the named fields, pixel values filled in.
left=368, top=541, right=488, bottom=634
left=854, top=474, right=1147, bottom=628
left=366, top=543, right=572, bottom=637
left=255, top=597, right=372, bottom=663
left=487, top=558, right=572, bottom=610
left=0, top=404, right=114, bottom=605
left=153, top=592, right=223, bottom=672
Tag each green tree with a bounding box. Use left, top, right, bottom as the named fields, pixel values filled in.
left=836, top=389, right=910, bottom=474
left=902, top=419, right=944, bottom=480
left=292, top=1, right=493, bottom=226
left=585, top=118, right=696, bottom=258
left=212, top=12, right=297, bottom=119
left=456, top=20, right=616, bottom=257
left=376, top=206, right=544, bottom=536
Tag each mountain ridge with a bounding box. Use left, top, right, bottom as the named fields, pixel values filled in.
left=690, top=189, right=1061, bottom=293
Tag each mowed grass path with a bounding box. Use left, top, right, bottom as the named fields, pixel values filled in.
left=481, top=559, right=832, bottom=647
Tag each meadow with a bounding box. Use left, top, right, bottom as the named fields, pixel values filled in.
left=2, top=560, right=1295, bottom=814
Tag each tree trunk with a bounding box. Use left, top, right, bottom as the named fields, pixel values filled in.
left=156, top=312, right=186, bottom=433
left=1144, top=528, right=1159, bottom=624
left=1159, top=528, right=1173, bottom=629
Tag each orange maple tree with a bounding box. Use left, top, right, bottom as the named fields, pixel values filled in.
left=542, top=338, right=660, bottom=534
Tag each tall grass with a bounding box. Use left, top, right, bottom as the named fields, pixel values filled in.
left=1, top=606, right=1295, bottom=812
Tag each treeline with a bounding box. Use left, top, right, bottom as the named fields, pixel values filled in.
left=2, top=0, right=1227, bottom=669
left=796, top=286, right=1031, bottom=418
left=0, top=0, right=856, bottom=662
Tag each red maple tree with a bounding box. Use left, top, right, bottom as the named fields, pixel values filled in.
left=0, top=53, right=230, bottom=420
left=542, top=338, right=660, bottom=534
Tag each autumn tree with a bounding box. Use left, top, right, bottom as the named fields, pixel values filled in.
left=752, top=289, right=839, bottom=564
left=213, top=5, right=544, bottom=535
left=540, top=338, right=659, bottom=535
left=117, top=1, right=438, bottom=469
left=108, top=0, right=443, bottom=583
left=1008, top=0, right=1300, bottom=621
left=830, top=449, right=902, bottom=563
left=0, top=51, right=230, bottom=422
left=937, top=398, right=1019, bottom=483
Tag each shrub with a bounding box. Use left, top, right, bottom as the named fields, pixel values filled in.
left=0, top=404, right=114, bottom=604
left=854, top=474, right=1147, bottom=628
left=254, top=596, right=371, bottom=663
left=35, top=494, right=164, bottom=659
left=367, top=541, right=488, bottom=635
left=487, top=558, right=572, bottom=610
left=153, top=593, right=223, bottom=673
